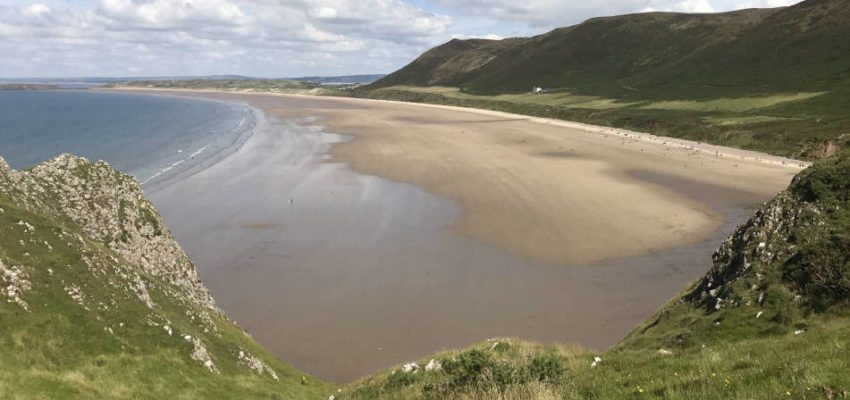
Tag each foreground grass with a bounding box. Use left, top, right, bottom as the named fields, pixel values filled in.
left=338, top=322, right=849, bottom=400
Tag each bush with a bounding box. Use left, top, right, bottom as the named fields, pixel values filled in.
left=527, top=353, right=566, bottom=383
left=443, top=350, right=494, bottom=388
left=383, top=371, right=417, bottom=390
left=785, top=234, right=850, bottom=309
left=440, top=348, right=567, bottom=394
left=791, top=151, right=850, bottom=204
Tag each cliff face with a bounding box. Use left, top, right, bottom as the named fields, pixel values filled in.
left=1, top=155, right=215, bottom=312
left=0, top=155, right=329, bottom=399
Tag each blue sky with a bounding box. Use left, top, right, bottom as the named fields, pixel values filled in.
left=0, top=0, right=802, bottom=78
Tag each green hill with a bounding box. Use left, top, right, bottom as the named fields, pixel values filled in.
left=332, top=148, right=850, bottom=399
left=0, top=156, right=331, bottom=399
left=363, top=0, right=850, bottom=159
left=373, top=0, right=850, bottom=96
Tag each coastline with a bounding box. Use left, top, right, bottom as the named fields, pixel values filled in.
left=141, top=103, right=260, bottom=193
left=112, top=88, right=802, bottom=267
left=126, top=89, right=802, bottom=381
left=103, top=87, right=811, bottom=171
left=92, top=90, right=261, bottom=193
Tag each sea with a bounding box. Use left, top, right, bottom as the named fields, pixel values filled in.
left=0, top=89, right=254, bottom=187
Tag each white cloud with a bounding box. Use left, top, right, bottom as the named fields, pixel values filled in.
left=642, top=0, right=715, bottom=13
left=21, top=3, right=49, bottom=18
left=731, top=0, right=800, bottom=9
left=0, top=0, right=451, bottom=77
left=431, top=0, right=799, bottom=29
left=451, top=33, right=505, bottom=40
left=96, top=0, right=248, bottom=27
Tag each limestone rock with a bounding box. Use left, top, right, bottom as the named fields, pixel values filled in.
left=0, top=260, right=31, bottom=310
left=401, top=362, right=420, bottom=373
left=425, top=359, right=442, bottom=372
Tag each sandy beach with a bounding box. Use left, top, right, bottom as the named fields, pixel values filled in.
left=134, top=90, right=800, bottom=382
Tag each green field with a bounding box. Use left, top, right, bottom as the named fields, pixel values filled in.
left=356, top=85, right=849, bottom=160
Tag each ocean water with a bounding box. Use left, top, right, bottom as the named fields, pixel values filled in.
left=0, top=90, right=253, bottom=185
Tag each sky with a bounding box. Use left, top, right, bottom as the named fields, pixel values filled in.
left=0, top=0, right=802, bottom=78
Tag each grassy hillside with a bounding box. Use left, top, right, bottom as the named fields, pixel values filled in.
left=362, top=0, right=850, bottom=160
left=372, top=0, right=850, bottom=96
left=332, top=148, right=850, bottom=399
left=0, top=155, right=332, bottom=399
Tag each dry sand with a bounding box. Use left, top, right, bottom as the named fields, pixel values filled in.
left=249, top=92, right=799, bottom=266
left=131, top=89, right=801, bottom=382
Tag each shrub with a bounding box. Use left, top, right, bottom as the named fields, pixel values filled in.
left=527, top=353, right=566, bottom=383
left=791, top=151, right=850, bottom=204
left=383, top=371, right=417, bottom=390
left=785, top=234, right=850, bottom=310
left=443, top=350, right=494, bottom=388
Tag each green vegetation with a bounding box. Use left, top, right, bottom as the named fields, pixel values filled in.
left=108, top=79, right=327, bottom=93
left=360, top=0, right=850, bottom=160
left=333, top=149, right=850, bottom=399
left=358, top=86, right=850, bottom=159
left=0, top=156, right=332, bottom=399
left=639, top=93, right=827, bottom=113
left=0, top=83, right=60, bottom=90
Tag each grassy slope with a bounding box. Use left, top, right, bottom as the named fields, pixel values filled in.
left=372, top=0, right=850, bottom=96
left=360, top=0, right=850, bottom=160
left=0, top=156, right=332, bottom=399
left=335, top=149, right=850, bottom=400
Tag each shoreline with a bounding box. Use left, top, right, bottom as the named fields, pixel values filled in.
left=95, top=89, right=263, bottom=193
left=142, top=104, right=260, bottom=194
left=114, top=88, right=800, bottom=268
left=102, top=87, right=811, bottom=171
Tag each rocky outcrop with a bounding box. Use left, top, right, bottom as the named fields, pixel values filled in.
left=1, top=259, right=31, bottom=310
left=0, top=155, right=296, bottom=383
left=0, top=155, right=216, bottom=321
left=683, top=191, right=818, bottom=310
left=683, top=150, right=849, bottom=313
left=239, top=350, right=280, bottom=380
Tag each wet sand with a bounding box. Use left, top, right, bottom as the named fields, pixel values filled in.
left=140, top=91, right=800, bottom=382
